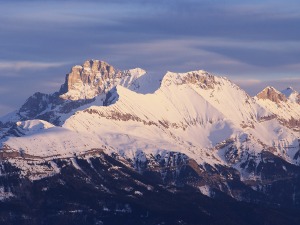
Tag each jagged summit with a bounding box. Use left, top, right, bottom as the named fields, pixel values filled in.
left=161, top=70, right=218, bottom=89
left=257, top=86, right=300, bottom=105
left=256, top=86, right=287, bottom=103
left=59, top=59, right=147, bottom=100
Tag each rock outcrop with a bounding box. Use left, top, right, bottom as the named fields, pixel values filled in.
left=256, top=86, right=287, bottom=103
left=59, top=59, right=146, bottom=100
left=59, top=60, right=119, bottom=100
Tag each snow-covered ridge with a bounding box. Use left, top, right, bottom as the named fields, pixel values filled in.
left=161, top=70, right=218, bottom=88
left=161, top=70, right=270, bottom=126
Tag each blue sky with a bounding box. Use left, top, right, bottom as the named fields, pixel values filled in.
left=0, top=0, right=300, bottom=115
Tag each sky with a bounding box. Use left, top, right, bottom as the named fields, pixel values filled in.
left=0, top=0, right=300, bottom=116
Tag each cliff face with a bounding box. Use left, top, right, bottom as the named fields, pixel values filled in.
left=256, top=86, right=287, bottom=103
left=59, top=60, right=146, bottom=101
left=59, top=60, right=120, bottom=100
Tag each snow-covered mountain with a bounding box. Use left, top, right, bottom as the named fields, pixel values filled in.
left=1, top=60, right=300, bottom=225
left=0, top=60, right=156, bottom=127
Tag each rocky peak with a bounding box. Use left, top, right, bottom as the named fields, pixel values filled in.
left=256, top=86, right=287, bottom=103
left=59, top=60, right=120, bottom=100
left=18, top=92, right=51, bottom=119
left=58, top=60, right=148, bottom=101
left=161, top=70, right=218, bottom=89
left=82, top=59, right=115, bottom=74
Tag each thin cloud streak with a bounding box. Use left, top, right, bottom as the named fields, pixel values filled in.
left=0, top=61, right=68, bottom=72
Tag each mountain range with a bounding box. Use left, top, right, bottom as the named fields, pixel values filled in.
left=0, top=59, right=300, bottom=225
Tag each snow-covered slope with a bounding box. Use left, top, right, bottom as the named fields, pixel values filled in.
left=161, top=71, right=270, bottom=127
left=3, top=120, right=102, bottom=158
left=63, top=84, right=231, bottom=164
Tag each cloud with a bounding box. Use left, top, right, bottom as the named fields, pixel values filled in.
left=200, top=46, right=300, bottom=67
left=41, top=81, right=64, bottom=89
left=97, top=38, right=300, bottom=79
left=234, top=79, right=261, bottom=86
left=95, top=38, right=251, bottom=75
left=0, top=87, right=10, bottom=94
left=0, top=61, right=68, bottom=73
